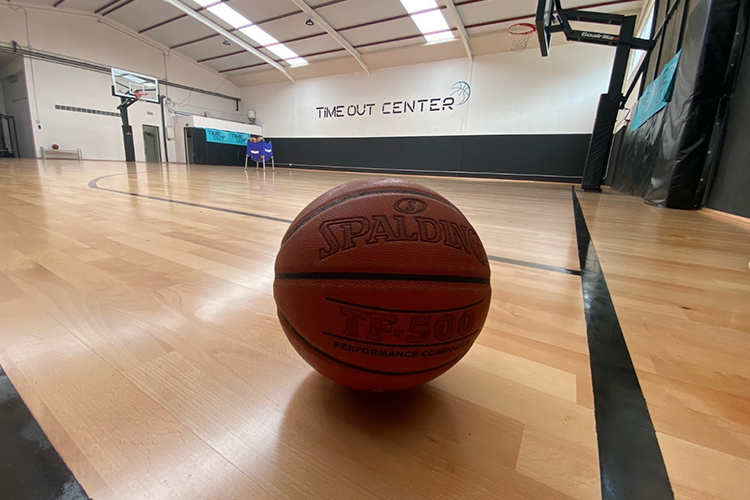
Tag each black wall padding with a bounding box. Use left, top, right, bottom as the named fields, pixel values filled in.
left=707, top=12, right=750, bottom=218
left=582, top=95, right=622, bottom=190
left=604, top=126, right=627, bottom=186
left=188, top=127, right=247, bottom=167
left=612, top=0, right=742, bottom=208
left=269, top=135, right=590, bottom=181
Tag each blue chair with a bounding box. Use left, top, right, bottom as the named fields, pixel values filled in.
left=244, top=141, right=262, bottom=170
left=262, top=141, right=275, bottom=171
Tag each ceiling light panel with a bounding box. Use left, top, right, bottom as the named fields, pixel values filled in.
left=399, top=0, right=438, bottom=14
left=207, top=3, right=250, bottom=29
left=398, top=0, right=454, bottom=43
left=240, top=25, right=279, bottom=46
left=411, top=9, right=450, bottom=34
left=266, top=44, right=300, bottom=60
left=424, top=31, right=455, bottom=43
left=286, top=57, right=309, bottom=67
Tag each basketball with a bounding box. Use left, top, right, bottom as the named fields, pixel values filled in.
left=274, top=178, right=492, bottom=391
left=51, top=144, right=60, bottom=150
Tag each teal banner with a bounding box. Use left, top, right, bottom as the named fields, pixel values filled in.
left=205, top=128, right=252, bottom=146
left=632, top=50, right=681, bottom=131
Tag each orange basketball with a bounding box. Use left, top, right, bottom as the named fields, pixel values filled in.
left=274, top=178, right=492, bottom=391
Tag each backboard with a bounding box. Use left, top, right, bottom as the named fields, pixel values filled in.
left=536, top=0, right=555, bottom=57
left=111, top=68, right=159, bottom=103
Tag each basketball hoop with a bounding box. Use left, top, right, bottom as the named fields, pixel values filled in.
left=134, top=90, right=148, bottom=100
left=508, top=23, right=537, bottom=52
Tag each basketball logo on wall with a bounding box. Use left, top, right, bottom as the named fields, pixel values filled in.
left=450, top=81, right=471, bottom=105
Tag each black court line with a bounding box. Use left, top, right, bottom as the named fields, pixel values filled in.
left=88, top=172, right=581, bottom=276
left=572, top=187, right=674, bottom=499
left=0, top=366, right=92, bottom=500
left=487, top=255, right=582, bottom=276
left=88, top=174, right=294, bottom=224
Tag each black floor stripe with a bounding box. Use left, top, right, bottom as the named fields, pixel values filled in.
left=572, top=187, right=674, bottom=499
left=89, top=171, right=581, bottom=277
left=0, top=366, right=91, bottom=500
left=487, top=255, right=582, bottom=276
left=88, top=174, right=294, bottom=224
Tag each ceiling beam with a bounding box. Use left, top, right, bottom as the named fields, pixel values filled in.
left=202, top=0, right=641, bottom=75
left=53, top=0, right=69, bottom=7
left=287, top=0, right=370, bottom=74
left=160, top=0, right=295, bottom=82
left=443, top=0, right=472, bottom=60
left=101, top=0, right=136, bottom=17
left=95, top=0, right=122, bottom=14
left=140, top=0, right=230, bottom=34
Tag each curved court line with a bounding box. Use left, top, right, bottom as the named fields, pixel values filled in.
left=88, top=173, right=294, bottom=224
left=88, top=172, right=581, bottom=276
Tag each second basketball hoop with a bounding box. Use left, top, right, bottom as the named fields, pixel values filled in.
left=508, top=23, right=537, bottom=52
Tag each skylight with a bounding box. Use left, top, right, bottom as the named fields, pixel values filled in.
left=286, top=57, right=309, bottom=67
left=190, top=0, right=306, bottom=68
left=240, top=25, right=279, bottom=46
left=424, top=31, right=455, bottom=43
left=207, top=3, right=250, bottom=29
left=399, top=0, right=455, bottom=43
left=266, top=44, right=300, bottom=60
left=399, top=0, right=438, bottom=14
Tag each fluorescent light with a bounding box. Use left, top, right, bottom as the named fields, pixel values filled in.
left=399, top=0, right=438, bottom=14
left=192, top=0, right=220, bottom=7
left=287, top=57, right=309, bottom=67
left=240, top=25, right=279, bottom=46
left=411, top=10, right=450, bottom=34
left=207, top=3, right=250, bottom=28
left=266, top=44, right=299, bottom=60
left=424, top=31, right=455, bottom=43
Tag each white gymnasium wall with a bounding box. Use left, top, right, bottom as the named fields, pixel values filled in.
left=241, top=43, right=615, bottom=139
left=0, top=3, right=245, bottom=161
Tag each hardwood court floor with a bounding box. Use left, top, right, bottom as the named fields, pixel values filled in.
left=0, top=159, right=747, bottom=499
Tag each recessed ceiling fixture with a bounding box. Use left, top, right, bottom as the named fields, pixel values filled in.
left=223, top=39, right=231, bottom=46
left=305, top=17, right=314, bottom=26
left=399, top=0, right=455, bottom=43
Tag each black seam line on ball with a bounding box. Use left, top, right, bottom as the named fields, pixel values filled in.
left=572, top=187, right=674, bottom=500
left=487, top=255, right=582, bottom=276
left=278, top=310, right=467, bottom=376
left=325, top=297, right=484, bottom=313
left=88, top=174, right=294, bottom=224
left=88, top=173, right=579, bottom=276
left=281, top=188, right=464, bottom=244
left=276, top=272, right=490, bottom=284
left=322, top=330, right=479, bottom=348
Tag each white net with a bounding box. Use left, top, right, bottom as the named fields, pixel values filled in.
left=509, top=24, right=536, bottom=52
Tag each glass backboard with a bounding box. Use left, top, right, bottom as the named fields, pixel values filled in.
left=111, top=68, right=159, bottom=103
